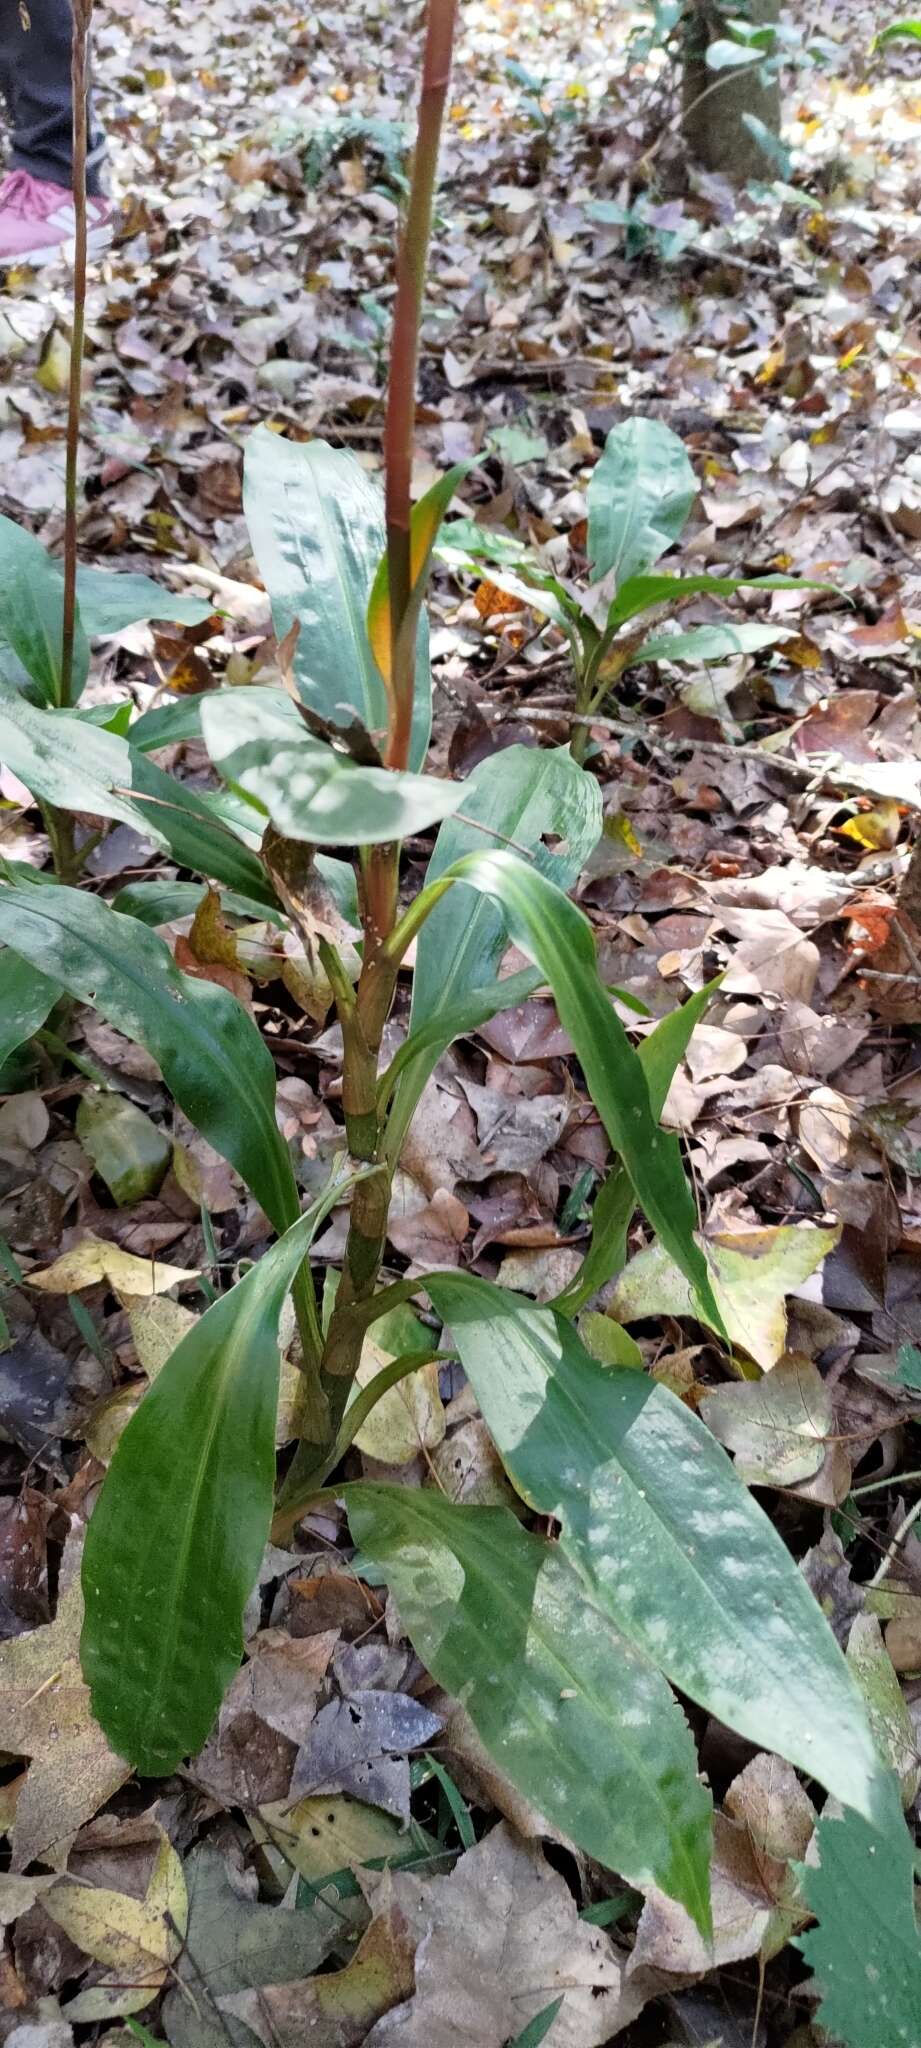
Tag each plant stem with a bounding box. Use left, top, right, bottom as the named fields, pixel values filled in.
left=60, top=0, right=92, bottom=711
left=383, top=0, right=458, bottom=771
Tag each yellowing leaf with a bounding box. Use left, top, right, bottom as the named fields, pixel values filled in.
left=612, top=1224, right=841, bottom=1370
left=367, top=465, right=469, bottom=693
left=27, top=1234, right=199, bottom=1299
left=48, top=1827, right=187, bottom=2020
left=836, top=799, right=902, bottom=851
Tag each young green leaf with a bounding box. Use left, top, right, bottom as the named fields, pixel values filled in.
left=605, top=569, right=831, bottom=635
left=796, top=1780, right=921, bottom=2048
left=201, top=687, right=464, bottom=846
left=73, top=568, right=212, bottom=640
left=447, top=850, right=720, bottom=1328
left=82, top=1185, right=352, bottom=1773
left=0, top=884, right=299, bottom=1233
left=346, top=1483, right=713, bottom=1931
left=425, top=1272, right=890, bottom=1831
left=0, top=511, right=90, bottom=704
left=243, top=427, right=432, bottom=768
left=386, top=747, right=601, bottom=1159
left=587, top=420, right=697, bottom=589
left=629, top=621, right=790, bottom=666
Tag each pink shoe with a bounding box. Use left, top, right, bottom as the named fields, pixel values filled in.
left=0, top=170, right=112, bottom=267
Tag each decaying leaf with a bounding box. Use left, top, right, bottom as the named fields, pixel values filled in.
left=357, top=1824, right=655, bottom=2047
left=222, top=1879, right=417, bottom=2048
left=700, top=1354, right=831, bottom=1488
left=612, top=1225, right=841, bottom=1369
left=47, top=1827, right=187, bottom=2020
left=0, top=1561, right=129, bottom=1870
left=26, top=1236, right=199, bottom=1300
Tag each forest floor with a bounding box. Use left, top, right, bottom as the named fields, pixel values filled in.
left=1, top=0, right=921, bottom=2043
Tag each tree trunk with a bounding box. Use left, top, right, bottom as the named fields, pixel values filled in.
left=682, top=0, right=781, bottom=182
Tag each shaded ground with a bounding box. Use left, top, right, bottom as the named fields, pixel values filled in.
left=1, top=2, right=921, bottom=2044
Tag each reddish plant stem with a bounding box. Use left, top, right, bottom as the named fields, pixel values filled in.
left=60, top=0, right=92, bottom=710
left=382, top=0, right=458, bottom=772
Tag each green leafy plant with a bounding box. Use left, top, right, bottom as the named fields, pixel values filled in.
left=440, top=413, right=820, bottom=759
left=0, top=0, right=905, bottom=1959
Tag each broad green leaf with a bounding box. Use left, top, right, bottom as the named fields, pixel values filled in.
left=201, top=687, right=463, bottom=846
left=0, top=684, right=167, bottom=843
left=82, top=1186, right=350, bottom=1773
left=630, top=622, right=790, bottom=666
left=347, top=1483, right=713, bottom=1929
left=796, top=1782, right=921, bottom=2048
left=112, top=879, right=284, bottom=928
left=73, top=568, right=212, bottom=640
left=448, top=851, right=720, bottom=1328
left=611, top=1222, right=841, bottom=1370
left=0, top=511, right=89, bottom=704
left=129, top=693, right=215, bottom=752
left=553, top=981, right=719, bottom=1313
left=387, top=748, right=601, bottom=1160
left=587, top=420, right=696, bottom=590
left=244, top=427, right=431, bottom=768
left=128, top=750, right=281, bottom=910
left=367, top=464, right=469, bottom=704
left=0, top=884, right=299, bottom=1233
left=425, top=1270, right=889, bottom=1829
left=606, top=570, right=829, bottom=635
left=0, top=950, right=60, bottom=1067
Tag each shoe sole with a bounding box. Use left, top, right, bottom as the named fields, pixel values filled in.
left=0, top=224, right=112, bottom=268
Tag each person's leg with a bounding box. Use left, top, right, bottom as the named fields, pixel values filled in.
left=1, top=0, right=106, bottom=195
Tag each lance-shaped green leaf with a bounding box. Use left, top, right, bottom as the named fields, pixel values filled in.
left=244, top=427, right=432, bottom=768
left=0, top=950, right=60, bottom=1069
left=82, top=1185, right=350, bottom=1773
left=112, top=879, right=284, bottom=929
left=72, top=568, right=212, bottom=640
left=346, top=1483, right=713, bottom=1930
left=380, top=967, right=543, bottom=1125
left=587, top=420, right=697, bottom=589
left=0, top=511, right=90, bottom=704
left=629, top=622, right=791, bottom=666
left=0, top=685, right=167, bottom=843
left=446, top=851, right=719, bottom=1327
left=553, top=980, right=720, bottom=1314
left=386, top=748, right=601, bottom=1160
left=604, top=569, right=831, bottom=635
left=201, top=687, right=463, bottom=846
left=425, top=1271, right=889, bottom=1831
left=0, top=884, right=299, bottom=1233
left=127, top=750, right=280, bottom=909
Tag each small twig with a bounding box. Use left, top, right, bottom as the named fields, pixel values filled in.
left=60, top=0, right=93, bottom=709
left=869, top=1494, right=921, bottom=1588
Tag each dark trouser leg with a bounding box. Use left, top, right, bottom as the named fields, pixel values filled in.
left=0, top=0, right=106, bottom=194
